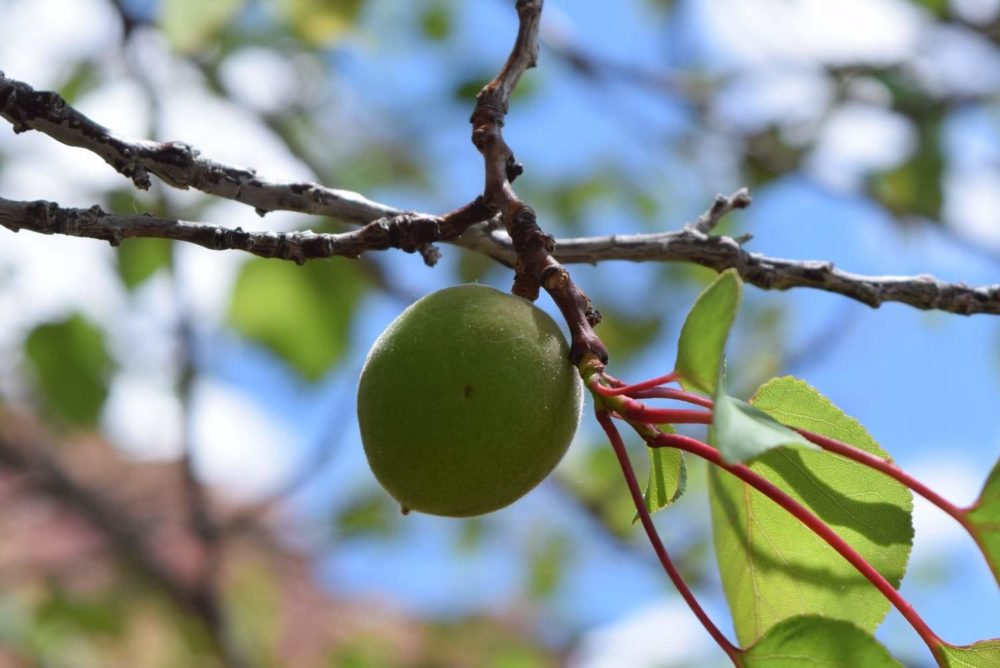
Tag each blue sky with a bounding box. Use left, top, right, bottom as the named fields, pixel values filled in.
left=0, top=1, right=997, bottom=665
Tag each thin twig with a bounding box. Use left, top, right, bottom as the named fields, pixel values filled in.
left=467, top=0, right=608, bottom=362
left=0, top=196, right=486, bottom=267
left=460, top=223, right=1000, bottom=316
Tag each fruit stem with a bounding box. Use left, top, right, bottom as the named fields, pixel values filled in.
left=652, top=431, right=948, bottom=667
left=595, top=409, right=743, bottom=665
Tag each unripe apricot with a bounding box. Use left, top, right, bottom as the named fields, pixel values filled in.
left=357, top=284, right=583, bottom=517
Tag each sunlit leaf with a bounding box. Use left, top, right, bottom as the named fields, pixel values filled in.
left=278, top=0, right=365, bottom=46
left=420, top=1, right=453, bottom=41
left=674, top=269, right=742, bottom=395
left=940, top=639, right=1000, bottom=667
left=709, top=377, right=913, bottom=645
left=25, top=314, right=113, bottom=425
left=222, top=559, right=279, bottom=661
left=161, top=0, right=245, bottom=53
left=335, top=491, right=401, bottom=538
left=116, top=238, right=172, bottom=289
left=527, top=533, right=571, bottom=599
left=36, top=586, right=124, bottom=637
left=710, top=376, right=816, bottom=464
left=870, top=116, right=943, bottom=222
left=228, top=258, right=367, bottom=381
left=910, top=0, right=948, bottom=19
left=966, top=458, right=1000, bottom=585
left=633, top=440, right=686, bottom=523
left=742, top=615, right=902, bottom=667
left=591, top=308, right=661, bottom=363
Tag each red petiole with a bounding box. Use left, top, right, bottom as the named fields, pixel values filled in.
left=595, top=409, right=742, bottom=664
left=651, top=430, right=947, bottom=666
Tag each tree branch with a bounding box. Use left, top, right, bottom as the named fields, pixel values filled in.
left=1, top=72, right=997, bottom=316
left=459, top=201, right=1000, bottom=316
left=2, top=193, right=998, bottom=315
left=468, top=0, right=608, bottom=363
left=0, top=195, right=488, bottom=266
left=0, top=71, right=405, bottom=225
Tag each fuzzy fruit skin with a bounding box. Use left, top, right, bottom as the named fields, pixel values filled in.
left=357, top=284, right=583, bottom=517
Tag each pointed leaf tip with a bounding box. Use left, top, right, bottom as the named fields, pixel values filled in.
left=966, top=458, right=1000, bottom=585
left=674, top=269, right=742, bottom=396
left=743, top=615, right=902, bottom=667
left=710, top=377, right=816, bottom=464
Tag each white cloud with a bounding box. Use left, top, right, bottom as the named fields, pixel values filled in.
left=950, top=0, right=1000, bottom=27
left=914, top=25, right=1000, bottom=97
left=712, top=67, right=833, bottom=133
left=944, top=169, right=1000, bottom=251
left=219, top=47, right=307, bottom=114
left=102, top=374, right=183, bottom=460
left=0, top=0, right=120, bottom=88
left=696, top=0, right=923, bottom=68
left=190, top=380, right=297, bottom=500
left=806, top=103, right=917, bottom=192
left=904, top=455, right=989, bottom=565
left=569, top=600, right=716, bottom=668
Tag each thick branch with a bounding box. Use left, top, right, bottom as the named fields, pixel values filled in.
left=1, top=71, right=996, bottom=317
left=3, top=194, right=997, bottom=315
left=460, top=217, right=1000, bottom=317
left=0, top=196, right=487, bottom=267
left=0, top=71, right=403, bottom=225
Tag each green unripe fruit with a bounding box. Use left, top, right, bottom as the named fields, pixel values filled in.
left=357, top=284, right=583, bottom=517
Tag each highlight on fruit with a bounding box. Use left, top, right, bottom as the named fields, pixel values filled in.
left=356, top=284, right=583, bottom=517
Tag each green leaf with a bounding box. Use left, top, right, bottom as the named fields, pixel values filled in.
left=742, top=615, right=902, bottom=667
left=161, top=0, right=245, bottom=53
left=966, top=458, right=1000, bottom=585
left=709, top=377, right=913, bottom=645
left=116, top=238, right=172, bottom=289
left=590, top=308, right=661, bottom=363
left=527, top=533, right=571, bottom=599
left=940, top=639, right=1000, bottom=667
left=633, top=443, right=687, bottom=523
left=869, top=115, right=944, bottom=222
left=36, top=586, right=124, bottom=637
left=24, top=314, right=113, bottom=425
left=674, top=269, right=742, bottom=395
left=278, top=0, right=365, bottom=46
left=228, top=258, right=366, bottom=381
left=419, top=1, right=453, bottom=41
left=334, top=491, right=400, bottom=539
left=710, top=376, right=816, bottom=464
left=910, top=0, right=948, bottom=19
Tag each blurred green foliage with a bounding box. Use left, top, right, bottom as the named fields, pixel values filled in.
left=25, top=314, right=113, bottom=426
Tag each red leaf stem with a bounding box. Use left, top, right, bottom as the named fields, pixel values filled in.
left=796, top=429, right=968, bottom=527
left=652, top=431, right=947, bottom=666
left=617, top=400, right=712, bottom=425
left=595, top=410, right=742, bottom=664
left=594, top=372, right=680, bottom=396
left=630, top=387, right=715, bottom=409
